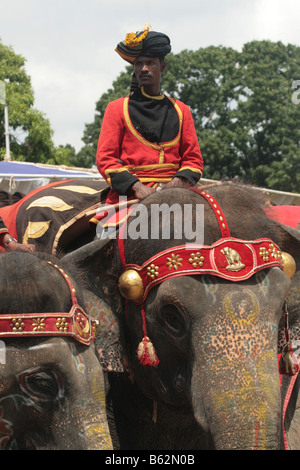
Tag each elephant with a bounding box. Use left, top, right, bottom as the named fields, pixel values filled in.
left=0, top=251, right=112, bottom=450
left=56, top=183, right=299, bottom=450
left=1, top=182, right=300, bottom=449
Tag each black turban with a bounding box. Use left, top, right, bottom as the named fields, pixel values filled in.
left=115, top=29, right=171, bottom=63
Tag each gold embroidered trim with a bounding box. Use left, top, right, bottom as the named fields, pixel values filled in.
left=104, top=164, right=178, bottom=187
left=177, top=167, right=203, bottom=174
left=138, top=177, right=172, bottom=183
left=141, top=86, right=165, bottom=101
left=124, top=163, right=179, bottom=171
left=104, top=168, right=131, bottom=187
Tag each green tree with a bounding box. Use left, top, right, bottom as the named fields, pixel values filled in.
left=162, top=47, right=243, bottom=181
left=233, top=41, right=300, bottom=191
left=0, top=39, right=74, bottom=166
left=79, top=41, right=300, bottom=192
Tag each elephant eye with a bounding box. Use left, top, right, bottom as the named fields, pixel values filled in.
left=160, top=304, right=186, bottom=337
left=18, top=368, right=64, bottom=402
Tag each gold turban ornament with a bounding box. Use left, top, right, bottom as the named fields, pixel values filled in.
left=115, top=23, right=171, bottom=64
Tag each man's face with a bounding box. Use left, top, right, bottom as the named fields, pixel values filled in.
left=133, top=56, right=166, bottom=94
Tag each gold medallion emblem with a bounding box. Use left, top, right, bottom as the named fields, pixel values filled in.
left=220, top=247, right=245, bottom=272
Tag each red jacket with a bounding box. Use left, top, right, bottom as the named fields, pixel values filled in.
left=96, top=92, right=203, bottom=204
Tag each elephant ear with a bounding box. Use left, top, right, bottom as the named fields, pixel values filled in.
left=276, top=222, right=300, bottom=255
left=280, top=223, right=300, bottom=238
left=62, top=238, right=128, bottom=373
left=62, top=237, right=122, bottom=313
left=82, top=289, right=127, bottom=373
left=271, top=222, right=300, bottom=284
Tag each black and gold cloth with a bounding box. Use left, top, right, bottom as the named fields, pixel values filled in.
left=115, top=29, right=171, bottom=63
left=0, top=179, right=108, bottom=255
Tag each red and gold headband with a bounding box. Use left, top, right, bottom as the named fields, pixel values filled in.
left=0, top=261, right=97, bottom=345
left=118, top=237, right=284, bottom=305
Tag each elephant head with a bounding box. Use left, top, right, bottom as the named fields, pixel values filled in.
left=0, top=252, right=112, bottom=450
left=63, top=184, right=299, bottom=450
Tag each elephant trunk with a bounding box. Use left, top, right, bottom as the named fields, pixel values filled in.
left=66, top=365, right=113, bottom=450
left=51, top=349, right=113, bottom=450
left=66, top=401, right=113, bottom=450
left=191, top=327, right=282, bottom=450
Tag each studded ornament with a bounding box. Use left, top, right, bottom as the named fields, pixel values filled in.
left=0, top=262, right=97, bottom=345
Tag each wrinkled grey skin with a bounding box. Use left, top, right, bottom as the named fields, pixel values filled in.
left=0, top=253, right=112, bottom=450
left=61, top=184, right=300, bottom=450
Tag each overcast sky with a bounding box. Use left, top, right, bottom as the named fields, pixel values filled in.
left=1, top=0, right=300, bottom=153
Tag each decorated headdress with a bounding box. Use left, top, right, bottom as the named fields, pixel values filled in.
left=117, top=189, right=297, bottom=370
left=115, top=24, right=171, bottom=64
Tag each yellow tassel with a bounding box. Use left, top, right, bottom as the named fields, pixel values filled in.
left=137, top=336, right=159, bottom=367
left=279, top=343, right=299, bottom=376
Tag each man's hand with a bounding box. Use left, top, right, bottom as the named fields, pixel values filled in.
left=131, top=181, right=156, bottom=201
left=163, top=177, right=192, bottom=189
left=1, top=234, right=36, bottom=253
left=5, top=239, right=36, bottom=253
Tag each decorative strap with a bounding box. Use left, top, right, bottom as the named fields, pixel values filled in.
left=120, top=237, right=283, bottom=305
left=118, top=188, right=230, bottom=269
left=189, top=188, right=231, bottom=238
left=0, top=261, right=97, bottom=345
left=118, top=188, right=231, bottom=267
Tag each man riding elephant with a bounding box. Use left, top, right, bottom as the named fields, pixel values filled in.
left=90, top=25, right=204, bottom=232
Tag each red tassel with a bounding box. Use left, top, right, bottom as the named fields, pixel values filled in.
left=136, top=304, right=159, bottom=367
left=137, top=336, right=159, bottom=367
left=279, top=342, right=299, bottom=376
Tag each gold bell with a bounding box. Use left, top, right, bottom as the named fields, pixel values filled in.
left=281, top=252, right=296, bottom=278
left=118, top=269, right=144, bottom=302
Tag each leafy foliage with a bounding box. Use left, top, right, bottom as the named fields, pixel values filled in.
left=0, top=39, right=74, bottom=165
left=78, top=40, right=300, bottom=192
